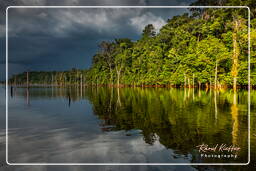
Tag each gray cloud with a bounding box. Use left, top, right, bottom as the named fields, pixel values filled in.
left=0, top=0, right=195, bottom=81
left=7, top=8, right=169, bottom=38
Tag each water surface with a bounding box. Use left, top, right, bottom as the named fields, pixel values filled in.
left=6, top=87, right=249, bottom=164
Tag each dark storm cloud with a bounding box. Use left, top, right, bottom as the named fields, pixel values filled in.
left=0, top=0, right=195, bottom=80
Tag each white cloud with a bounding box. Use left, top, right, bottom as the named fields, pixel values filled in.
left=129, top=12, right=166, bottom=33
left=48, top=9, right=111, bottom=36
left=45, top=8, right=143, bottom=37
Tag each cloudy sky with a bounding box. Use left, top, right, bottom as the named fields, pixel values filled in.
left=0, top=0, right=195, bottom=81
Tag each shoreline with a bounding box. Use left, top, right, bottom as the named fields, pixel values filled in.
left=3, top=83, right=251, bottom=90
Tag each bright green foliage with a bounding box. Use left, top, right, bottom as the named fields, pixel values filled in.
left=82, top=7, right=251, bottom=87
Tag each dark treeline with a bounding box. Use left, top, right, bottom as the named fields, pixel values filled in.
left=9, top=69, right=87, bottom=86
left=8, top=0, right=256, bottom=90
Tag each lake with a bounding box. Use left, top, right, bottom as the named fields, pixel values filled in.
left=4, top=86, right=250, bottom=164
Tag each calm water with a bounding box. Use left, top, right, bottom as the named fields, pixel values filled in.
left=4, top=87, right=249, bottom=164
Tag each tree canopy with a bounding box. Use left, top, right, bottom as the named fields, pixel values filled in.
left=8, top=0, right=255, bottom=90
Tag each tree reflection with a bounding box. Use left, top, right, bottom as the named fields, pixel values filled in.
left=12, top=86, right=248, bottom=163
left=231, top=92, right=238, bottom=146
left=82, top=87, right=247, bottom=162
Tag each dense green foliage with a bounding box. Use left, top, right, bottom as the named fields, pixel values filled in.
left=86, top=7, right=252, bottom=88
left=8, top=0, right=256, bottom=89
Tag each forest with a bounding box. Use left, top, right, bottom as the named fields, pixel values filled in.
left=8, top=0, right=256, bottom=91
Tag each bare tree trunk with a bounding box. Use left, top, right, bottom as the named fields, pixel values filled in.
left=232, top=19, right=240, bottom=92
left=80, top=74, right=83, bottom=87
left=26, top=71, right=29, bottom=88
left=192, top=74, right=195, bottom=88
left=215, top=61, right=218, bottom=90
left=184, top=74, right=186, bottom=88
left=80, top=74, right=83, bottom=98
left=116, top=67, right=121, bottom=87
left=51, top=74, right=53, bottom=86
left=233, top=77, right=237, bottom=91
left=117, top=71, right=120, bottom=87
left=109, top=64, right=113, bottom=86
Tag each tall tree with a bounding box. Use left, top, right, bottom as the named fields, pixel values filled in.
left=99, top=41, right=116, bottom=85
left=142, top=24, right=156, bottom=38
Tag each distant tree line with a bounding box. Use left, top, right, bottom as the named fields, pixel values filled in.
left=8, top=0, right=256, bottom=90
left=9, top=68, right=87, bottom=86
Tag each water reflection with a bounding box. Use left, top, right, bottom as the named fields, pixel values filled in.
left=8, top=87, right=248, bottom=163
left=231, top=92, right=238, bottom=146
